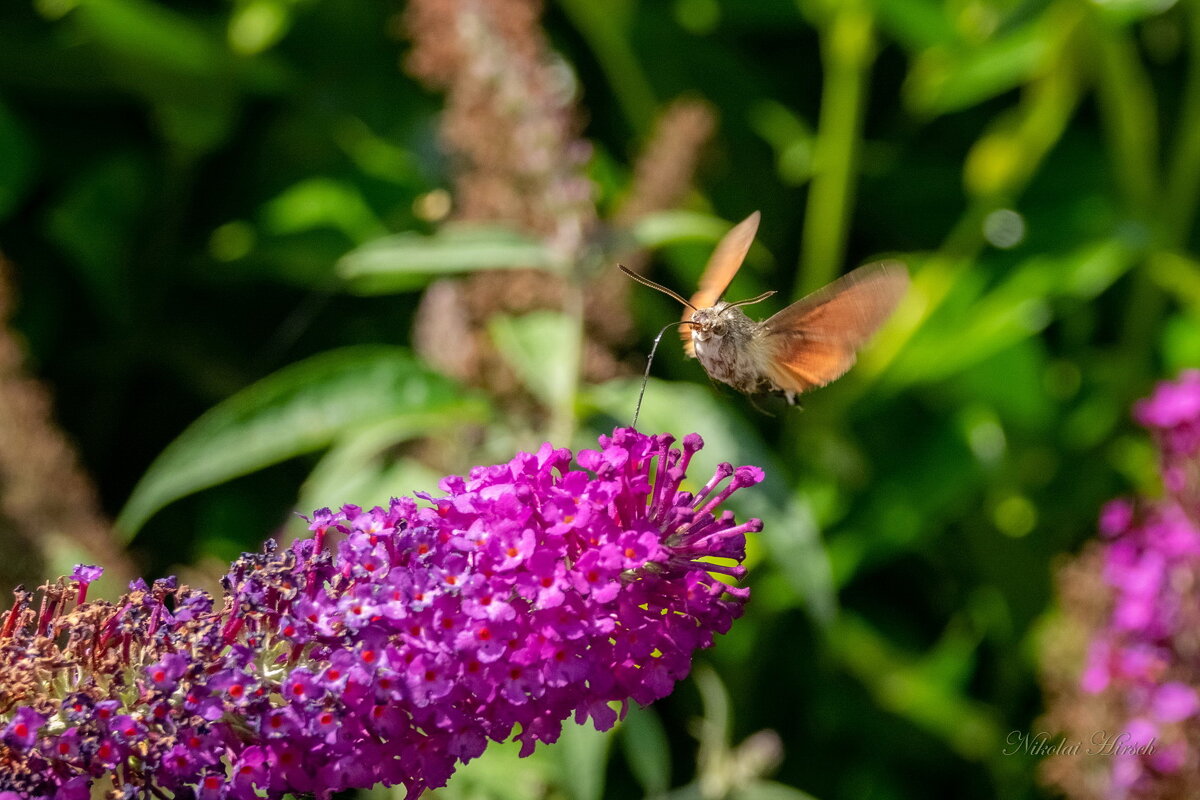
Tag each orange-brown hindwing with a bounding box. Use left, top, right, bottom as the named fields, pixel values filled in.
left=681, top=211, right=761, bottom=356
left=763, top=261, right=908, bottom=395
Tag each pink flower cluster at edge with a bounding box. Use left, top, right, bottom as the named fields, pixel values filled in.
left=1082, top=370, right=1200, bottom=794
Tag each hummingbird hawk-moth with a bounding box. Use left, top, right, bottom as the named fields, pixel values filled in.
left=622, top=211, right=908, bottom=406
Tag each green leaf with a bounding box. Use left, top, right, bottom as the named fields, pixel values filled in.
left=0, top=100, right=35, bottom=221
left=116, top=347, right=473, bottom=538
left=337, top=225, right=554, bottom=294
left=1090, top=0, right=1180, bottom=26
left=429, top=737, right=557, bottom=800
left=555, top=0, right=656, bottom=131
left=692, top=664, right=731, bottom=750
left=67, top=0, right=251, bottom=153
left=887, top=239, right=1136, bottom=386
left=227, top=0, right=293, bottom=55
left=263, top=177, right=387, bottom=244
left=44, top=153, right=147, bottom=322
left=731, top=782, right=822, bottom=800
left=873, top=0, right=956, bottom=52
left=631, top=210, right=734, bottom=249
left=74, top=0, right=226, bottom=77
left=287, top=417, right=470, bottom=540
left=828, top=614, right=1002, bottom=761
left=551, top=720, right=613, bottom=800
left=489, top=311, right=580, bottom=410
left=904, top=24, right=1050, bottom=115
left=619, top=706, right=671, bottom=795
left=749, top=101, right=815, bottom=187
left=1162, top=313, right=1200, bottom=374
left=1148, top=250, right=1200, bottom=313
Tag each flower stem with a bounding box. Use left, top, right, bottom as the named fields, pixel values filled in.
left=1089, top=13, right=1160, bottom=216
left=550, top=279, right=585, bottom=445
left=797, top=2, right=875, bottom=297
left=1165, top=0, right=1200, bottom=245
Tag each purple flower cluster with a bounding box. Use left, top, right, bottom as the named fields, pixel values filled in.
left=0, top=428, right=762, bottom=798
left=1079, top=371, right=1200, bottom=793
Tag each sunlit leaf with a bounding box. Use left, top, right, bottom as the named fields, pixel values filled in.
left=904, top=25, right=1050, bottom=114
left=338, top=225, right=554, bottom=294
left=71, top=0, right=225, bottom=76
left=228, top=0, right=292, bottom=55
left=264, top=177, right=387, bottom=244
left=873, top=0, right=956, bottom=52
left=489, top=311, right=579, bottom=411
left=887, top=239, right=1137, bottom=385
left=1162, top=314, right=1200, bottom=374
left=424, top=736, right=556, bottom=800
left=1090, top=0, right=1181, bottom=26
left=632, top=210, right=741, bottom=249
left=117, top=347, right=474, bottom=538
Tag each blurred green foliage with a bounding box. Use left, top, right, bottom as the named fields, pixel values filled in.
left=3, top=0, right=1200, bottom=798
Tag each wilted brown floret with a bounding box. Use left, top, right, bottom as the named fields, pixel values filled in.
left=616, top=98, right=718, bottom=228
left=403, top=0, right=715, bottom=393
left=590, top=98, right=719, bottom=352
left=1039, top=545, right=1122, bottom=800
left=1039, top=545, right=1200, bottom=800
left=405, top=0, right=595, bottom=247
left=405, top=0, right=594, bottom=395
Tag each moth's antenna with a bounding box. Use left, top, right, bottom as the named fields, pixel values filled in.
left=619, top=265, right=698, bottom=312
left=726, top=290, right=777, bottom=309
left=632, top=320, right=696, bottom=429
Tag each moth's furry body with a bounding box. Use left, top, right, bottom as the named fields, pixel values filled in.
left=689, top=304, right=784, bottom=400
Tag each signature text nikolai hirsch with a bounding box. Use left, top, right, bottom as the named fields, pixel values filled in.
left=1003, top=730, right=1157, bottom=757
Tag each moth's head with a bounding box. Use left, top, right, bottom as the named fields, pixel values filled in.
left=689, top=304, right=734, bottom=342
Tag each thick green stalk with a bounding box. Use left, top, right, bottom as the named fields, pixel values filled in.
left=1089, top=15, right=1160, bottom=215
left=797, top=2, right=875, bottom=297
left=549, top=279, right=585, bottom=446
left=1165, top=0, right=1200, bottom=244
left=1087, top=12, right=1165, bottom=380
left=555, top=0, right=657, bottom=134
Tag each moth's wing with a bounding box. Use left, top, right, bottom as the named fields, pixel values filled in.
left=681, top=211, right=761, bottom=356
left=761, top=261, right=908, bottom=395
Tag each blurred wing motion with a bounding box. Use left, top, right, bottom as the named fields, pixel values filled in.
left=681, top=211, right=761, bottom=356
left=762, top=261, right=908, bottom=395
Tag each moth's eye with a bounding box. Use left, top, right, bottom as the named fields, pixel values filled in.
left=712, top=322, right=728, bottom=337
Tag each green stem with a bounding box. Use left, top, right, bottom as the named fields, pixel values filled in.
left=797, top=2, right=875, bottom=297
left=1165, top=0, right=1200, bottom=244
left=549, top=279, right=585, bottom=445
left=1089, top=13, right=1160, bottom=215
left=555, top=0, right=657, bottom=134
left=1087, top=11, right=1167, bottom=381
